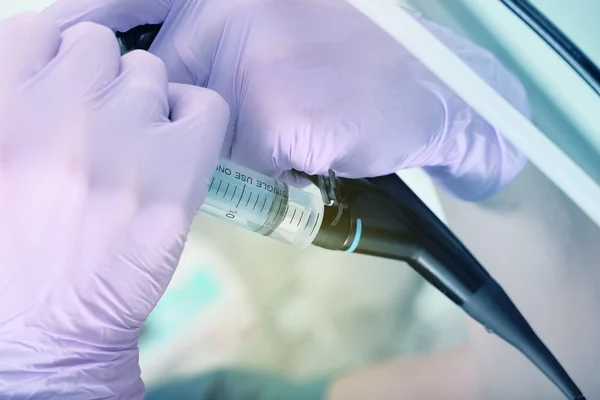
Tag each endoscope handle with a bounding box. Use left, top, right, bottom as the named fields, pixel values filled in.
left=311, top=175, right=489, bottom=305
left=116, top=24, right=162, bottom=52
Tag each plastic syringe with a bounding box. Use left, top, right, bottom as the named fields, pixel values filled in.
left=199, top=159, right=324, bottom=248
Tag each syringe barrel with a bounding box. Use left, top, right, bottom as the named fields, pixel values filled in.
left=200, top=159, right=324, bottom=248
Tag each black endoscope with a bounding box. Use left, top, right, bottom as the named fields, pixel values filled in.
left=313, top=172, right=585, bottom=400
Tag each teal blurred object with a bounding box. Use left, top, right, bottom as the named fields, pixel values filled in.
left=146, top=368, right=330, bottom=400
left=140, top=266, right=221, bottom=350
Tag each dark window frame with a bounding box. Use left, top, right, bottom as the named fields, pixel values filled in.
left=500, top=0, right=600, bottom=96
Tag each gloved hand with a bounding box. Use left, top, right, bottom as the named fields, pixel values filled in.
left=0, top=12, right=228, bottom=399
left=145, top=368, right=330, bottom=400
left=45, top=0, right=530, bottom=201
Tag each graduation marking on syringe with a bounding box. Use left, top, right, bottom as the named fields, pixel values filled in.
left=310, top=214, right=320, bottom=236
left=305, top=214, right=312, bottom=230
left=276, top=198, right=285, bottom=219
left=253, top=195, right=260, bottom=210
left=223, top=183, right=230, bottom=198
left=283, top=205, right=289, bottom=221
left=236, top=184, right=246, bottom=209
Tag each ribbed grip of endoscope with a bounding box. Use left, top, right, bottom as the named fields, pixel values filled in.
left=462, top=280, right=584, bottom=400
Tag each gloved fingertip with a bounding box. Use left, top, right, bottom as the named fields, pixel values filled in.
left=168, top=83, right=230, bottom=126
left=277, top=170, right=313, bottom=189
left=166, top=84, right=230, bottom=180
left=424, top=150, right=528, bottom=202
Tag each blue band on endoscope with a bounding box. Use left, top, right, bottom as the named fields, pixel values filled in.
left=345, top=218, right=362, bottom=253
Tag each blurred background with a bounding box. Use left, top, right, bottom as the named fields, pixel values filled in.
left=2, top=0, right=598, bottom=392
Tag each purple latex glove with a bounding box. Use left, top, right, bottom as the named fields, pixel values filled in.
left=45, top=0, right=531, bottom=201
left=44, top=0, right=531, bottom=200
left=0, top=12, right=229, bottom=399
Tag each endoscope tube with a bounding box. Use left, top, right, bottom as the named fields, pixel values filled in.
left=313, top=174, right=586, bottom=400
left=199, top=159, right=324, bottom=248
